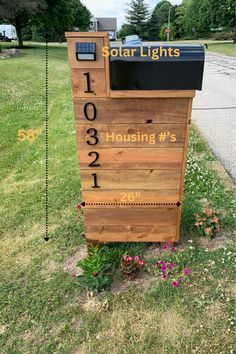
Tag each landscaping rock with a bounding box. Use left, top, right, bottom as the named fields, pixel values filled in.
left=1, top=48, right=21, bottom=58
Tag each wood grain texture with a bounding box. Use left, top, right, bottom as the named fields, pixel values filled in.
left=76, top=123, right=186, bottom=148
left=109, top=90, right=195, bottom=98
left=70, top=69, right=107, bottom=98
left=82, top=189, right=179, bottom=205
left=176, top=97, right=193, bottom=241
left=85, top=225, right=177, bottom=242
left=79, top=147, right=183, bottom=169
left=74, top=98, right=190, bottom=124
left=66, top=32, right=108, bottom=38
left=80, top=169, right=181, bottom=190
left=84, top=207, right=177, bottom=225
left=103, top=34, right=111, bottom=98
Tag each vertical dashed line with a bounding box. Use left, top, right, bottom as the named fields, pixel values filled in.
left=45, top=39, right=49, bottom=241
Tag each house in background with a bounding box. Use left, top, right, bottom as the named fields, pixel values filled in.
left=90, top=17, right=117, bottom=40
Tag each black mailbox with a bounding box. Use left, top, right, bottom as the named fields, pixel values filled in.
left=110, top=45, right=205, bottom=90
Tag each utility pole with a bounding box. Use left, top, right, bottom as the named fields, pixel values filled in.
left=167, top=7, right=171, bottom=42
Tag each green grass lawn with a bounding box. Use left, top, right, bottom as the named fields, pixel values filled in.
left=207, top=42, right=236, bottom=56
left=169, top=40, right=236, bottom=56
left=0, top=44, right=236, bottom=354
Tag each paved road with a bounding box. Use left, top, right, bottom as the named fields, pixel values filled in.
left=192, top=52, right=236, bottom=182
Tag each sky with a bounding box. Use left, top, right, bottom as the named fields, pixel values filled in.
left=82, top=0, right=182, bottom=29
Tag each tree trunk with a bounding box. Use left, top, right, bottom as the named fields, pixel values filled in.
left=15, top=18, right=23, bottom=48
left=234, top=28, right=236, bottom=43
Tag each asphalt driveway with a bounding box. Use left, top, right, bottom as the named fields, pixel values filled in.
left=192, top=52, right=236, bottom=182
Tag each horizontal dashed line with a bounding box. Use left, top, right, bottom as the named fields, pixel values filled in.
left=85, top=202, right=178, bottom=206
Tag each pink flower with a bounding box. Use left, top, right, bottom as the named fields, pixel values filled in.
left=161, top=265, right=167, bottom=272
left=183, top=269, right=191, bottom=275
left=168, top=263, right=175, bottom=269
left=206, top=210, right=212, bottom=217
left=71, top=273, right=77, bottom=277
left=171, top=246, right=176, bottom=251
left=202, top=217, right=207, bottom=221
left=160, top=261, right=166, bottom=265
left=172, top=281, right=179, bottom=287
left=154, top=261, right=159, bottom=267
left=127, top=256, right=133, bottom=262
left=138, top=260, right=144, bottom=266
left=162, top=245, right=168, bottom=251
left=212, top=216, right=219, bottom=223
left=162, top=273, right=168, bottom=279
left=134, top=256, right=139, bottom=261
left=204, top=227, right=212, bottom=235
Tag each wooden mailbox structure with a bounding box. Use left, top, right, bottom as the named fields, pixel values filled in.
left=66, top=32, right=204, bottom=243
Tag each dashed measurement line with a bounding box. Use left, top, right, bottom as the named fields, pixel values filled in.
left=84, top=202, right=181, bottom=206
left=45, top=39, right=49, bottom=242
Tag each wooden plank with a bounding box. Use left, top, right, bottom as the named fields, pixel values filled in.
left=176, top=97, right=193, bottom=241
left=80, top=170, right=181, bottom=190
left=74, top=98, right=190, bottom=123
left=65, top=32, right=108, bottom=38
left=103, top=34, right=111, bottom=98
left=110, top=90, right=195, bottom=98
left=82, top=189, right=179, bottom=205
left=70, top=68, right=107, bottom=98
left=84, top=208, right=177, bottom=225
left=66, top=37, right=105, bottom=69
left=76, top=123, right=186, bottom=148
left=79, top=148, right=183, bottom=169
left=85, top=225, right=177, bottom=242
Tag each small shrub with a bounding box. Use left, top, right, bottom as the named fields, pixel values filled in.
left=212, top=32, right=234, bottom=41
left=194, top=206, right=223, bottom=237
left=76, top=246, right=115, bottom=293
left=120, top=255, right=144, bottom=279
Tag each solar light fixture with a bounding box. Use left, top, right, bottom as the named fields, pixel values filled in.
left=75, top=42, right=96, bottom=61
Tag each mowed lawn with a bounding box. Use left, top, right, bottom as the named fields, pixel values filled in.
left=207, top=42, right=236, bottom=56
left=0, top=44, right=236, bottom=354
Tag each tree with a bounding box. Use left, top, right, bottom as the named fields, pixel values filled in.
left=34, top=0, right=74, bottom=42
left=148, top=0, right=173, bottom=40
left=198, top=0, right=211, bottom=34
left=210, top=0, right=235, bottom=42
left=33, top=0, right=92, bottom=42
left=117, top=23, right=136, bottom=39
left=159, top=23, right=175, bottom=41
left=173, top=5, right=185, bottom=39
left=126, top=0, right=149, bottom=37
left=71, top=0, right=92, bottom=31
left=0, top=0, right=41, bottom=47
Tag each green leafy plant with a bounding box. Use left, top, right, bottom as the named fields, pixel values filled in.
left=120, top=255, right=144, bottom=279
left=194, top=206, right=223, bottom=238
left=76, top=246, right=115, bottom=292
